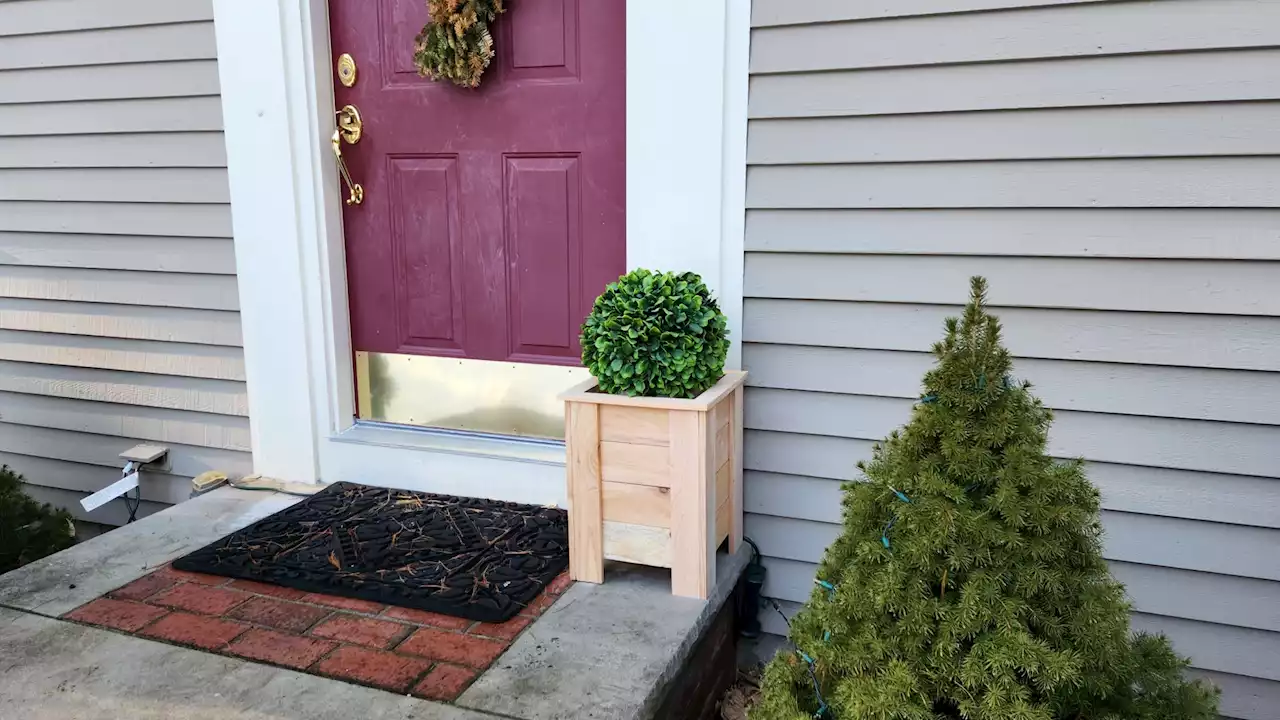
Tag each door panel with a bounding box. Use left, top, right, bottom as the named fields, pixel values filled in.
left=388, top=155, right=464, bottom=353
left=506, top=155, right=580, bottom=361
left=330, top=0, right=625, bottom=368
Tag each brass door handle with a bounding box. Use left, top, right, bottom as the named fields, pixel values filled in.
left=333, top=104, right=364, bottom=206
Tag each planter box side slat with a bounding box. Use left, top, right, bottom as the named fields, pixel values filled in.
left=600, top=441, right=671, bottom=488
left=602, top=481, right=671, bottom=528
left=567, top=402, right=604, bottom=584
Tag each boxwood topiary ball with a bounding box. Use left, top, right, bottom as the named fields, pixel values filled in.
left=581, top=268, right=729, bottom=399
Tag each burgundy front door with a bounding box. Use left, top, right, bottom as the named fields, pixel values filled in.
left=330, top=1, right=625, bottom=370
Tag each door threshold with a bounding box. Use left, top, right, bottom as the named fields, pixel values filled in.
left=333, top=420, right=567, bottom=467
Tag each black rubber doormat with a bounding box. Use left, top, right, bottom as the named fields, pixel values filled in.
left=173, top=482, right=569, bottom=623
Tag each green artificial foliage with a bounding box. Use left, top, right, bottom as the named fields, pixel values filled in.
left=412, top=0, right=505, bottom=88
left=751, top=277, right=1219, bottom=720
left=0, top=465, right=74, bottom=575
left=581, top=268, right=729, bottom=399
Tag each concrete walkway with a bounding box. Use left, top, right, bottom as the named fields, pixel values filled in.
left=0, top=487, right=748, bottom=720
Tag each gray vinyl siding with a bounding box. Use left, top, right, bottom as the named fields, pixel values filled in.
left=0, top=0, right=249, bottom=525
left=744, top=2, right=1280, bottom=718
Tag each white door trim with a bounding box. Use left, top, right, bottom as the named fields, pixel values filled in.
left=212, top=0, right=750, bottom=502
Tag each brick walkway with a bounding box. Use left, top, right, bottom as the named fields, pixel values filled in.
left=62, top=563, right=571, bottom=701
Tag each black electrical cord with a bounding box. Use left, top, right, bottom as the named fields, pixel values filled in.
left=124, top=484, right=141, bottom=523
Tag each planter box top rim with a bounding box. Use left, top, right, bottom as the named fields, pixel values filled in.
left=559, top=370, right=746, bottom=412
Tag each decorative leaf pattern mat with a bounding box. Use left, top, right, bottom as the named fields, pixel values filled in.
left=174, top=482, right=568, bottom=622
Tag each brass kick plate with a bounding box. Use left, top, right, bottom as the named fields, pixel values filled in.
left=356, top=352, right=590, bottom=439
left=337, top=53, right=357, bottom=87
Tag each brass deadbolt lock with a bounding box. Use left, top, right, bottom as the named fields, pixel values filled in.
left=337, top=53, right=357, bottom=88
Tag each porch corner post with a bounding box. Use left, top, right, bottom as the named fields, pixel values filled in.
left=212, top=1, right=322, bottom=483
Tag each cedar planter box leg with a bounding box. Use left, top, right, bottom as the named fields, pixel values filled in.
left=562, top=371, right=747, bottom=599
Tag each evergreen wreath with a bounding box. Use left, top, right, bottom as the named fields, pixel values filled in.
left=413, top=0, right=506, bottom=88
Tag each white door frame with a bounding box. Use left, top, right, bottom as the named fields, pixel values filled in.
left=211, top=0, right=749, bottom=505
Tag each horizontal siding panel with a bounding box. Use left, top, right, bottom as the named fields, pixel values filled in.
left=0, top=266, right=239, bottom=310
left=0, top=201, right=232, bottom=237
left=0, top=60, right=220, bottom=104
left=744, top=390, right=1280, bottom=478
left=0, top=22, right=215, bottom=70
left=0, top=424, right=250, bottom=480
left=1108, top=514, right=1280, bottom=583
left=745, top=209, right=1280, bottom=260
left=759, top=596, right=801, bottom=638
left=0, top=133, right=227, bottom=169
left=0, top=451, right=193, bottom=506
left=751, top=1, right=1280, bottom=73
left=0, top=390, right=250, bottom=452
left=746, top=471, right=843, bottom=524
left=1132, top=614, right=1280, bottom=682
left=0, top=298, right=241, bottom=347
left=22, top=483, right=165, bottom=526
left=0, top=330, right=245, bottom=381
left=744, top=254, right=1280, bottom=316
left=0, top=96, right=222, bottom=136
left=743, top=345, right=1280, bottom=425
left=749, top=103, right=1280, bottom=164
left=745, top=510, right=1280, bottom=583
left=1189, top=670, right=1280, bottom=720
left=760, top=556, right=822, bottom=605
left=0, top=168, right=229, bottom=203
left=747, top=158, right=1280, bottom=209
left=0, top=360, right=248, bottom=417
left=1111, top=562, right=1280, bottom=634
left=0, top=233, right=235, bottom=274
left=746, top=461, right=1280, bottom=532
left=0, top=0, right=212, bottom=37
left=1086, top=463, right=1280, bottom=531
left=743, top=299, right=1280, bottom=372
left=752, top=0, right=1107, bottom=26
left=750, top=49, right=1280, bottom=119
left=745, top=429, right=873, bottom=482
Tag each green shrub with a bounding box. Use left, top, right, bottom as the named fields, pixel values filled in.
left=750, top=278, right=1218, bottom=720
left=581, top=269, right=729, bottom=399
left=0, top=465, right=75, bottom=574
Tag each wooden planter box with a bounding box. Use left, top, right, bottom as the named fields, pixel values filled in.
left=560, top=371, right=746, bottom=599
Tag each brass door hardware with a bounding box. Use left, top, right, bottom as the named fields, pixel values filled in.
left=332, top=104, right=364, bottom=205
left=337, top=53, right=357, bottom=87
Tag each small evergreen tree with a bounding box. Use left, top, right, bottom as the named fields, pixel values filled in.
left=752, top=278, right=1218, bottom=720
left=0, top=465, right=75, bottom=574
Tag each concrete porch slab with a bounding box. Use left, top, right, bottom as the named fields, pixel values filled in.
left=0, top=488, right=302, bottom=617
left=0, top=486, right=749, bottom=719
left=460, top=552, right=749, bottom=719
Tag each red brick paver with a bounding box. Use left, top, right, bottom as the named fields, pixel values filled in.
left=158, top=566, right=231, bottom=586
left=150, top=583, right=247, bottom=615
left=66, top=598, right=168, bottom=632
left=545, top=572, right=573, bottom=595
left=313, top=645, right=431, bottom=693
left=300, top=592, right=385, bottom=615
left=108, top=573, right=179, bottom=602
left=520, top=591, right=560, bottom=617
left=140, top=612, right=248, bottom=650
left=471, top=614, right=532, bottom=641
left=227, top=628, right=337, bottom=670
left=381, top=605, right=474, bottom=631
left=398, top=627, right=507, bottom=669
left=413, top=663, right=478, bottom=701
left=309, top=614, right=408, bottom=649
left=228, top=578, right=308, bottom=600
left=63, top=562, right=570, bottom=704
left=227, top=596, right=329, bottom=633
